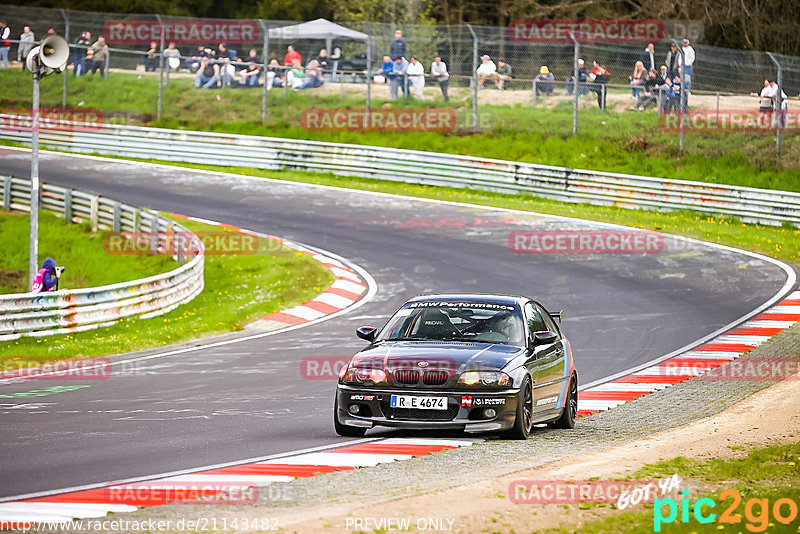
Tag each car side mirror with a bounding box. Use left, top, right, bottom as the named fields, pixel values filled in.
left=533, top=330, right=558, bottom=346
left=356, top=326, right=377, bottom=342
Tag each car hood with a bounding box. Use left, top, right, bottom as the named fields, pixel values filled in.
left=350, top=341, right=524, bottom=373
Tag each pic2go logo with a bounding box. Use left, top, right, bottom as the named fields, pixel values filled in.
left=654, top=489, right=799, bottom=532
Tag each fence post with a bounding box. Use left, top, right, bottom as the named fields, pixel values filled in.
left=90, top=195, right=99, bottom=232
left=767, top=52, right=783, bottom=165
left=532, top=79, right=537, bottom=107
left=104, top=48, right=109, bottom=79
left=3, top=177, right=10, bottom=211
left=571, top=31, right=579, bottom=135
left=466, top=24, right=478, bottom=130
left=673, top=39, right=685, bottom=150
left=363, top=23, right=371, bottom=129
left=715, top=92, right=719, bottom=122
left=258, top=20, right=269, bottom=126
left=156, top=15, right=165, bottom=121
left=64, top=188, right=72, bottom=222
left=601, top=84, right=606, bottom=112
left=61, top=9, right=69, bottom=108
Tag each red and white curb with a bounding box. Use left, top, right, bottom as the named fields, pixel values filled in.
left=0, top=438, right=478, bottom=526
left=576, top=290, right=800, bottom=416
left=167, top=213, right=369, bottom=330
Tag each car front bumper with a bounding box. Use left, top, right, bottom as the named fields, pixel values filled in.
left=336, top=385, right=520, bottom=433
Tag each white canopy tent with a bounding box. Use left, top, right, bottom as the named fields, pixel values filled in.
left=267, top=18, right=371, bottom=57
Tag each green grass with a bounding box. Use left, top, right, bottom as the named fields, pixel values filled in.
left=0, top=216, right=335, bottom=362
left=0, top=210, right=172, bottom=294
left=541, top=443, right=800, bottom=534
left=2, top=69, right=799, bottom=192
left=117, top=161, right=800, bottom=263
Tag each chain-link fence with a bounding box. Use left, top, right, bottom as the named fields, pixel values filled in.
left=1, top=4, right=799, bottom=159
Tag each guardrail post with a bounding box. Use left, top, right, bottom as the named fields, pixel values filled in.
left=113, top=202, right=121, bottom=232
left=90, top=195, right=99, bottom=232
left=2, top=177, right=9, bottom=211
left=64, top=188, right=72, bottom=222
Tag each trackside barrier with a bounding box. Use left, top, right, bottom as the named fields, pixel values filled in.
left=0, top=175, right=205, bottom=341
left=1, top=114, right=799, bottom=226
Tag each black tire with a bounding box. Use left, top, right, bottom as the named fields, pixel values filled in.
left=334, top=397, right=367, bottom=437
left=551, top=372, right=578, bottom=429
left=504, top=375, right=534, bottom=440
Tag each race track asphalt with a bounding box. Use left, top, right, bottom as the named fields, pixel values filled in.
left=0, top=149, right=791, bottom=498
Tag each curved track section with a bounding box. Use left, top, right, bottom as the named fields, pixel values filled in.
left=0, top=148, right=794, bottom=500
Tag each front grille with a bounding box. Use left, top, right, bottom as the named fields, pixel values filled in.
left=380, top=403, right=459, bottom=421
left=422, top=370, right=450, bottom=385
left=393, top=369, right=420, bottom=384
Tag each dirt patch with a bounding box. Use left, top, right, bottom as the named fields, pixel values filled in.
left=0, top=267, right=25, bottom=293
left=273, top=375, right=800, bottom=533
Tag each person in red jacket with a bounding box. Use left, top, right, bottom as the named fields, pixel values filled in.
left=284, top=45, right=301, bottom=67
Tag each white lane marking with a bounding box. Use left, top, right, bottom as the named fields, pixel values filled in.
left=379, top=438, right=481, bottom=446
left=712, top=335, right=772, bottom=345
left=329, top=267, right=361, bottom=282
left=155, top=474, right=293, bottom=486
left=585, top=383, right=672, bottom=392
left=577, top=399, right=628, bottom=411
left=672, top=351, right=741, bottom=360
left=258, top=453, right=400, bottom=467
left=281, top=306, right=326, bottom=321
left=740, top=320, right=798, bottom=329
left=768, top=305, right=800, bottom=314
left=331, top=279, right=367, bottom=294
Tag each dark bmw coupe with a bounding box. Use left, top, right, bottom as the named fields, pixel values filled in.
left=334, top=294, right=577, bottom=439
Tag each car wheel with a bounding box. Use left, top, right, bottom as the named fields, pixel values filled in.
left=551, top=372, right=578, bottom=429
left=504, top=375, right=534, bottom=440
left=334, top=397, right=367, bottom=437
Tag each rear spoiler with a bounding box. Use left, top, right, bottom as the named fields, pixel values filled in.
left=549, top=310, right=564, bottom=323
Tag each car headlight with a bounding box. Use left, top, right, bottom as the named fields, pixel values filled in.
left=459, top=371, right=511, bottom=387
left=341, top=367, right=387, bottom=385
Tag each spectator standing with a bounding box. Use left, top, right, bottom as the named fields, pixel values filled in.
left=476, top=55, right=496, bottom=88
left=407, top=56, right=425, bottom=99
left=665, top=43, right=679, bottom=78
left=640, top=43, right=656, bottom=71
left=73, top=31, right=91, bottom=76
left=681, top=39, right=695, bottom=78
left=316, top=48, right=329, bottom=79
left=751, top=79, right=775, bottom=118
left=533, top=66, right=554, bottom=95
left=194, top=57, right=219, bottom=88
left=329, top=47, right=341, bottom=81
left=143, top=41, right=158, bottom=71
left=284, top=45, right=301, bottom=66
left=296, top=59, right=324, bottom=90
left=163, top=41, right=181, bottom=72
left=589, top=65, right=611, bottom=108
left=0, top=21, right=10, bottom=69
left=389, top=56, right=408, bottom=100
left=566, top=58, right=588, bottom=95
left=769, top=79, right=788, bottom=128
left=494, top=59, right=513, bottom=90
left=390, top=30, right=407, bottom=61
left=18, top=26, right=34, bottom=70
left=431, top=56, right=449, bottom=101
left=31, top=257, right=62, bottom=293
left=90, top=36, right=108, bottom=76
left=239, top=49, right=261, bottom=86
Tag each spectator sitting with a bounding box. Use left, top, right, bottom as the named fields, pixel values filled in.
left=217, top=42, right=236, bottom=61
left=239, top=49, right=261, bottom=87
left=476, top=54, right=496, bottom=88
left=407, top=56, right=425, bottom=99
left=265, top=59, right=283, bottom=90
left=73, top=31, right=91, bottom=77
left=533, top=66, right=554, bottom=95
left=187, top=45, right=207, bottom=72
left=494, top=59, right=513, bottom=90
left=287, top=59, right=305, bottom=88
left=142, top=40, right=158, bottom=72
left=379, top=55, right=393, bottom=81
left=316, top=48, right=330, bottom=79
left=665, top=43, right=679, bottom=78
left=431, top=56, right=449, bottom=102
left=390, top=30, right=407, bottom=62
left=630, top=60, right=645, bottom=99
left=295, top=59, right=324, bottom=90
left=90, top=36, right=108, bottom=76
left=163, top=42, right=181, bottom=72
left=389, top=56, right=408, bottom=100
left=588, top=65, right=611, bottom=108
left=195, top=57, right=219, bottom=88
left=284, top=45, right=301, bottom=67
left=633, top=68, right=663, bottom=110
left=17, top=26, right=34, bottom=71
left=566, top=58, right=588, bottom=96
left=641, top=43, right=656, bottom=71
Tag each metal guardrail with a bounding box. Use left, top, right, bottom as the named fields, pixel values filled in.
left=0, top=175, right=205, bottom=341
left=2, top=114, right=799, bottom=226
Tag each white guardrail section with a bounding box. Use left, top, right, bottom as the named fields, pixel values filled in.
left=0, top=175, right=204, bottom=341
left=1, top=114, right=800, bottom=226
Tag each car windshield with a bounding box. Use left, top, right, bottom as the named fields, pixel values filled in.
left=377, top=301, right=526, bottom=347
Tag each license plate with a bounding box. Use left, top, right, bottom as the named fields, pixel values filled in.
left=390, top=395, right=447, bottom=410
